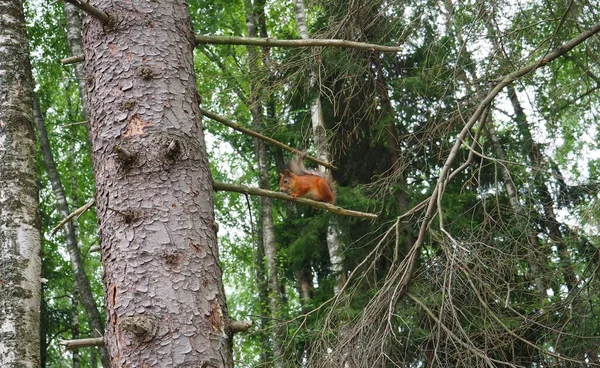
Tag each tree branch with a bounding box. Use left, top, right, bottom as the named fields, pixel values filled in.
left=50, top=198, right=95, bottom=236
left=213, top=181, right=378, bottom=219
left=230, top=320, right=253, bottom=333
left=62, top=35, right=401, bottom=65
left=201, top=108, right=338, bottom=170
left=63, top=0, right=109, bottom=24
left=195, top=35, right=402, bottom=52
left=59, top=337, right=105, bottom=349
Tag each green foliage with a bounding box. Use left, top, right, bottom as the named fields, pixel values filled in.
left=27, top=0, right=600, bottom=366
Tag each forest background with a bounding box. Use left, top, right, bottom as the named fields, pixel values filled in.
left=12, top=0, right=600, bottom=366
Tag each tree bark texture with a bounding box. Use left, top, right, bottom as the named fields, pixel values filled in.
left=82, top=0, right=232, bottom=366
left=0, top=0, right=42, bottom=366
left=33, top=97, right=111, bottom=368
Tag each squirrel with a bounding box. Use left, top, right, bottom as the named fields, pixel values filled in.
left=279, top=152, right=336, bottom=204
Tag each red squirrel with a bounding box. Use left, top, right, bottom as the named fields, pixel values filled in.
left=279, top=153, right=336, bottom=204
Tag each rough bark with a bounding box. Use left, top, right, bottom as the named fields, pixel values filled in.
left=81, top=0, right=232, bottom=365
left=293, top=0, right=346, bottom=294
left=33, top=97, right=111, bottom=368
left=0, top=0, right=42, bottom=366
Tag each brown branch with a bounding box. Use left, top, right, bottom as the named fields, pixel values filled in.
left=50, top=198, right=95, bottom=236
left=213, top=181, right=377, bottom=219
left=61, top=54, right=84, bottom=65
left=230, top=320, right=253, bottom=333
left=63, top=0, right=109, bottom=24
left=62, top=35, right=401, bottom=65
left=195, top=35, right=402, bottom=52
left=387, top=18, right=600, bottom=304
left=59, top=337, right=105, bottom=350
left=200, top=108, right=338, bottom=170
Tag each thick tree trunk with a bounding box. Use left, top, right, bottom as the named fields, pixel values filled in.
left=33, top=97, right=111, bottom=368
left=81, top=0, right=232, bottom=365
left=0, top=0, right=42, bottom=366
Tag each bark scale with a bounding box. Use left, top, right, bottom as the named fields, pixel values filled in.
left=0, top=0, right=42, bottom=366
left=82, top=0, right=232, bottom=365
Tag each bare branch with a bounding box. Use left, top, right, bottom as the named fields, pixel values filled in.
left=201, top=108, right=338, bottom=170
left=195, top=35, right=402, bottom=53
left=59, top=337, right=105, bottom=350
left=61, top=54, right=84, bottom=65
left=230, top=320, right=253, bottom=333
left=213, top=181, right=377, bottom=219
left=63, top=0, right=109, bottom=24
left=50, top=198, right=95, bottom=236
left=62, top=35, right=401, bottom=65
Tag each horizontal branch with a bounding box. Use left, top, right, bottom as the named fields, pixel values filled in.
left=61, top=54, right=84, bottom=65
left=62, top=36, right=401, bottom=65
left=230, top=320, right=253, bottom=333
left=213, top=181, right=378, bottom=219
left=59, top=337, right=105, bottom=350
left=201, top=108, right=338, bottom=170
left=63, top=0, right=109, bottom=24
left=195, top=35, right=402, bottom=53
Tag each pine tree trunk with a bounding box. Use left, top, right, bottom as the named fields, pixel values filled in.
left=81, top=0, right=232, bottom=365
left=0, top=0, right=42, bottom=366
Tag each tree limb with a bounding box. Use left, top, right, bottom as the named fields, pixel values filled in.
left=62, top=35, right=401, bottom=65
left=50, top=198, right=95, bottom=236
left=195, top=35, right=402, bottom=52
left=59, top=337, right=105, bottom=350
left=213, top=181, right=378, bottom=219
left=63, top=0, right=109, bottom=24
left=201, top=108, right=338, bottom=170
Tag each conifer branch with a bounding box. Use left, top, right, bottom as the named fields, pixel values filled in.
left=62, top=36, right=401, bottom=65
left=213, top=181, right=378, bottom=219
left=195, top=35, right=402, bottom=52
left=230, top=320, right=253, bottom=333
left=61, top=54, right=84, bottom=65
left=201, top=108, right=338, bottom=170
left=63, top=0, right=110, bottom=24
left=59, top=337, right=105, bottom=349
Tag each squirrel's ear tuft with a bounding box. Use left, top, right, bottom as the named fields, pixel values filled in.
left=283, top=169, right=292, bottom=175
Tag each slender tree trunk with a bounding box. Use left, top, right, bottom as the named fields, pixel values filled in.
left=63, top=3, right=89, bottom=119
left=293, top=0, right=346, bottom=293
left=81, top=0, right=232, bottom=365
left=33, top=97, right=111, bottom=368
left=71, top=290, right=81, bottom=368
left=0, top=0, right=42, bottom=366
left=245, top=1, right=285, bottom=365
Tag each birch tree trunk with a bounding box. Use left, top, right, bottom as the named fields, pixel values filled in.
left=244, top=0, right=285, bottom=364
left=0, top=0, right=42, bottom=366
left=82, top=0, right=232, bottom=365
left=293, top=0, right=346, bottom=293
